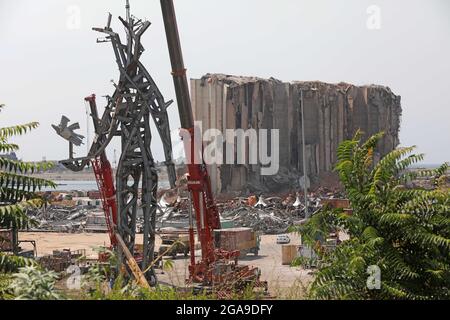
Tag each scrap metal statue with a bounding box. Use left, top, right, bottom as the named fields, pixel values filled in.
left=52, top=116, right=85, bottom=147
left=53, top=1, right=176, bottom=281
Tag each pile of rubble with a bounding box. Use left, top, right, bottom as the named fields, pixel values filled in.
left=28, top=203, right=105, bottom=233
left=155, top=187, right=346, bottom=234
left=26, top=186, right=347, bottom=235
left=218, top=195, right=314, bottom=234
left=217, top=187, right=346, bottom=233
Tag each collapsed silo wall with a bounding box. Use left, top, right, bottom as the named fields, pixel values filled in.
left=190, top=74, right=402, bottom=194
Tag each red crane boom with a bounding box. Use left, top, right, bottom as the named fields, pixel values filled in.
left=84, top=95, right=118, bottom=247
left=161, top=0, right=266, bottom=293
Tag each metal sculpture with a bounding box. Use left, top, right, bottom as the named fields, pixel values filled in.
left=54, top=2, right=176, bottom=280
left=52, top=116, right=84, bottom=146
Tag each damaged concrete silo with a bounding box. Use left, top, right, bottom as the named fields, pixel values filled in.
left=190, top=74, right=402, bottom=194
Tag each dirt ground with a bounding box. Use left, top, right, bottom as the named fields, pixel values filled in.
left=156, top=233, right=312, bottom=298
left=19, top=232, right=114, bottom=257
left=19, top=231, right=312, bottom=298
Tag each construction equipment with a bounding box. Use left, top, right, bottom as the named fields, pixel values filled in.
left=161, top=0, right=267, bottom=294
left=158, top=233, right=190, bottom=258
left=214, top=228, right=260, bottom=258
left=85, top=95, right=118, bottom=247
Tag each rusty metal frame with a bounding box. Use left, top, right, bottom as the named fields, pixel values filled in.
left=57, top=7, right=176, bottom=280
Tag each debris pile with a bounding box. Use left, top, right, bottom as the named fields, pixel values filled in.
left=27, top=187, right=348, bottom=235
left=28, top=202, right=104, bottom=233
left=218, top=196, right=308, bottom=234
left=153, top=187, right=346, bottom=234
left=220, top=207, right=292, bottom=234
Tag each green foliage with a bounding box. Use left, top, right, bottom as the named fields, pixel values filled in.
left=86, top=278, right=206, bottom=300
left=83, top=273, right=216, bottom=300
left=8, top=265, right=64, bottom=300
left=0, top=199, right=42, bottom=230
left=0, top=104, right=56, bottom=272
left=291, top=255, right=319, bottom=269
left=0, top=274, right=13, bottom=299
left=81, top=247, right=216, bottom=300
left=0, top=122, right=39, bottom=139
left=162, top=258, right=174, bottom=271
left=82, top=247, right=117, bottom=291
left=0, top=253, right=38, bottom=273
left=298, top=131, right=450, bottom=300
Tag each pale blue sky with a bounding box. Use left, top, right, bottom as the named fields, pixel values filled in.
left=0, top=0, right=449, bottom=163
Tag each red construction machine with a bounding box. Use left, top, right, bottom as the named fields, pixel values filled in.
left=84, top=95, right=118, bottom=249
left=160, top=0, right=267, bottom=295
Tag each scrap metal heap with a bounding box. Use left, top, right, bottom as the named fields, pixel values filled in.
left=54, top=4, right=176, bottom=281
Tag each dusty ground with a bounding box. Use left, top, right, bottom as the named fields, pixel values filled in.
left=19, top=232, right=149, bottom=257
left=156, top=233, right=312, bottom=298
left=19, top=232, right=312, bottom=298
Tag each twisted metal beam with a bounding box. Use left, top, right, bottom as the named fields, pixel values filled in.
left=58, top=10, right=176, bottom=281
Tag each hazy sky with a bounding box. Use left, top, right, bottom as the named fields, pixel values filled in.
left=0, top=0, right=449, bottom=164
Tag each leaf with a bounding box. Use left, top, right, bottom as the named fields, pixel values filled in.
left=163, top=259, right=174, bottom=271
